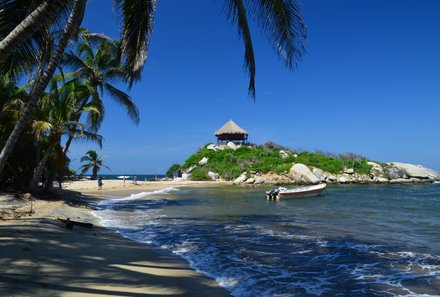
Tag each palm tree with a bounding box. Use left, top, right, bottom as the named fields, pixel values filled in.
left=29, top=77, right=102, bottom=191
left=61, top=33, right=139, bottom=155
left=0, top=0, right=86, bottom=176
left=0, top=0, right=307, bottom=176
left=79, top=150, right=109, bottom=180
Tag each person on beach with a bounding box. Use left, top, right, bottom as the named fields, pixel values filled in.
left=98, top=177, right=103, bottom=190
left=133, top=176, right=138, bottom=185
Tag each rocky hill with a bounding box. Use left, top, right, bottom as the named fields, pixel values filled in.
left=167, top=142, right=440, bottom=185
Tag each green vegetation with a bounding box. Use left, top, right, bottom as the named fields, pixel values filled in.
left=171, top=143, right=374, bottom=181
left=166, top=163, right=182, bottom=178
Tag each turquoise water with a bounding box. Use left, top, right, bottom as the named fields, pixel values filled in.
left=94, top=184, right=440, bottom=296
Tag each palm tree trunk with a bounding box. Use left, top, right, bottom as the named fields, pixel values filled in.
left=29, top=145, right=53, bottom=191
left=92, top=167, right=98, bottom=180
left=62, top=98, right=87, bottom=155
left=62, top=135, right=74, bottom=155
left=0, top=0, right=69, bottom=61
left=0, top=0, right=85, bottom=176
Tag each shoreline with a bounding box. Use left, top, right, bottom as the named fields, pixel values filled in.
left=0, top=185, right=231, bottom=296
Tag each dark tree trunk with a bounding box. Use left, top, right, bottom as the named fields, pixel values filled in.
left=0, top=0, right=85, bottom=176
left=0, top=0, right=69, bottom=61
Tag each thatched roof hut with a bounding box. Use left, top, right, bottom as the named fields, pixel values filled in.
left=214, top=119, right=248, bottom=144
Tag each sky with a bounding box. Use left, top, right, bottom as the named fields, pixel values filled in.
left=69, top=0, right=440, bottom=174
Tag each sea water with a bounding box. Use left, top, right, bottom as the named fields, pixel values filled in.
left=93, top=185, right=440, bottom=296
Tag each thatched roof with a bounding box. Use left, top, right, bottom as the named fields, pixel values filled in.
left=214, top=119, right=248, bottom=136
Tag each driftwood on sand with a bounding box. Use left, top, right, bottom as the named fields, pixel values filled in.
left=57, top=218, right=94, bottom=230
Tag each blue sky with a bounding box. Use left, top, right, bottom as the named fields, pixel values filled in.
left=69, top=0, right=440, bottom=174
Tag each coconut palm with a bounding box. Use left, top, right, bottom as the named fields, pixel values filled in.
left=0, top=0, right=86, bottom=176
left=29, top=76, right=102, bottom=191
left=79, top=150, right=109, bottom=180
left=0, top=0, right=307, bottom=176
left=61, top=33, right=139, bottom=154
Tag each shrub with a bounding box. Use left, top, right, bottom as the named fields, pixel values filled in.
left=181, top=144, right=373, bottom=180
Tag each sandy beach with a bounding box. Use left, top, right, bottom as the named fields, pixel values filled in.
left=62, top=179, right=233, bottom=197
left=0, top=181, right=231, bottom=296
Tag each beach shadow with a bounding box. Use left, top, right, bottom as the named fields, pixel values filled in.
left=0, top=218, right=230, bottom=296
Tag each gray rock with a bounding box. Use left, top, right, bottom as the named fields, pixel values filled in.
left=234, top=175, right=247, bottom=184
left=186, top=165, right=197, bottom=173
left=368, top=161, right=383, bottom=173
left=377, top=177, right=389, bottom=183
left=312, top=168, right=327, bottom=181
left=254, top=177, right=265, bottom=184
left=338, top=176, right=349, bottom=183
left=384, top=166, right=408, bottom=179
left=227, top=142, right=238, bottom=150
left=389, top=162, right=440, bottom=179
left=207, top=144, right=217, bottom=150
left=207, top=171, right=220, bottom=180
left=357, top=175, right=371, bottom=183
left=327, top=175, right=337, bottom=182
left=245, top=178, right=255, bottom=184
left=389, top=178, right=413, bottom=184
left=198, top=157, right=209, bottom=166
left=290, top=164, right=320, bottom=184
left=279, top=150, right=289, bottom=159
left=344, top=168, right=355, bottom=174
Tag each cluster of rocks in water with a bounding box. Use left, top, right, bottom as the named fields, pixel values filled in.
left=175, top=143, right=440, bottom=185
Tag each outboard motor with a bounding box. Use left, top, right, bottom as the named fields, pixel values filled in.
left=266, top=188, right=280, bottom=199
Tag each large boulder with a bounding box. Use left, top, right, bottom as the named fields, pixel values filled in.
left=389, top=162, right=440, bottom=180
left=234, top=174, right=247, bottom=184
left=312, top=168, right=327, bottom=181
left=186, top=164, right=197, bottom=173
left=384, top=166, right=407, bottom=179
left=369, top=161, right=384, bottom=177
left=245, top=178, right=255, bottom=184
left=198, top=157, right=209, bottom=166
left=377, top=177, right=389, bottom=183
left=290, top=164, right=320, bottom=184
left=227, top=142, right=238, bottom=150
left=327, top=175, right=337, bottom=182
left=338, top=176, right=349, bottom=184
left=344, top=168, right=355, bottom=174
left=207, top=171, right=220, bottom=180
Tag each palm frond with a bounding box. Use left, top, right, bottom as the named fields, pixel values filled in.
left=247, top=0, right=307, bottom=69
left=32, top=120, right=53, bottom=139
left=114, top=0, right=157, bottom=87
left=104, top=82, right=139, bottom=124
left=72, top=130, right=103, bottom=148
left=224, top=0, right=256, bottom=97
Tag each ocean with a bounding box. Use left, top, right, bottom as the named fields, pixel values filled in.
left=93, top=184, right=440, bottom=297
left=85, top=174, right=166, bottom=181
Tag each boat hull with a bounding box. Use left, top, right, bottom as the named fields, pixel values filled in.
left=266, top=183, right=327, bottom=199
left=277, top=187, right=325, bottom=198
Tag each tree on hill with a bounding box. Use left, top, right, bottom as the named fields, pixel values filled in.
left=79, top=150, right=109, bottom=180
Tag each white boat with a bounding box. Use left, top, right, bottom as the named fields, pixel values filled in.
left=266, top=183, right=327, bottom=199
left=117, top=175, right=131, bottom=179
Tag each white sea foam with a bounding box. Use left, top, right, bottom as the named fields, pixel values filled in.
left=100, top=187, right=179, bottom=205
